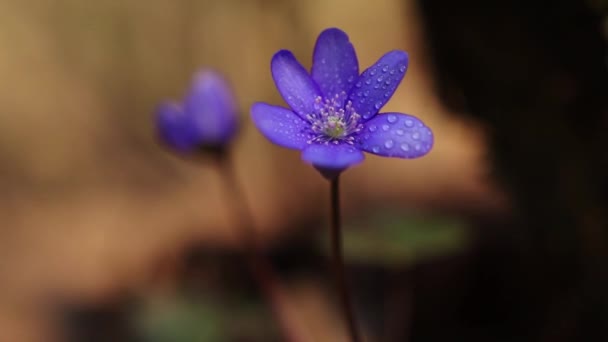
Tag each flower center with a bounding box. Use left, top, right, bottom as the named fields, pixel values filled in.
left=306, top=93, right=363, bottom=145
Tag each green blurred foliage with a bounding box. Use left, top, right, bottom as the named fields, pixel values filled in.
left=335, top=210, right=469, bottom=268
left=135, top=293, right=276, bottom=342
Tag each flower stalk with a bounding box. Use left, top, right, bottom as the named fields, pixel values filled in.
left=214, top=151, right=307, bottom=342
left=329, top=175, right=361, bottom=342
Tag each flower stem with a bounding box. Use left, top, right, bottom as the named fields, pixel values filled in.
left=214, top=152, right=306, bottom=342
left=330, top=176, right=361, bottom=342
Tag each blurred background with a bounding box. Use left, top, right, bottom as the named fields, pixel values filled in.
left=0, top=0, right=606, bottom=341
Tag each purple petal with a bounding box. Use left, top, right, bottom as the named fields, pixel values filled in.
left=349, top=50, right=409, bottom=121
left=271, top=50, right=322, bottom=118
left=357, top=113, right=433, bottom=158
left=184, top=70, right=239, bottom=144
left=311, top=28, right=359, bottom=99
left=156, top=102, right=199, bottom=152
left=301, top=143, right=364, bottom=169
left=250, top=102, right=310, bottom=150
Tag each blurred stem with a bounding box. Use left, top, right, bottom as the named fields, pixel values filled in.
left=330, top=176, right=361, bottom=342
left=214, top=151, right=307, bottom=342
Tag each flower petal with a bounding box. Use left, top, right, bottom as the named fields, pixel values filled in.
left=271, top=50, right=322, bottom=118
left=184, top=70, right=239, bottom=144
left=156, top=102, right=199, bottom=152
left=349, top=50, right=409, bottom=121
left=311, top=28, right=359, bottom=99
left=301, top=143, right=364, bottom=169
left=357, top=113, right=433, bottom=158
left=251, top=102, right=310, bottom=150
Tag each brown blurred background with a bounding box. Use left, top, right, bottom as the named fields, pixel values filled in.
left=1, top=0, right=605, bottom=341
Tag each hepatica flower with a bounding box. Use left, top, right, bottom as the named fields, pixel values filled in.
left=251, top=28, right=433, bottom=176
left=156, top=70, right=238, bottom=153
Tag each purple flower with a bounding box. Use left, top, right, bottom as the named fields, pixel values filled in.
left=251, top=28, right=433, bottom=175
left=156, top=69, right=239, bottom=153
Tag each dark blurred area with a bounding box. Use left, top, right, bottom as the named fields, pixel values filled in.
left=0, top=0, right=606, bottom=341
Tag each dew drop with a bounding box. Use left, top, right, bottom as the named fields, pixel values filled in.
left=389, top=70, right=395, bottom=75
left=382, top=65, right=389, bottom=73
left=363, top=90, right=369, bottom=97
left=412, top=132, right=420, bottom=140
left=372, top=146, right=380, bottom=153
left=365, top=79, right=372, bottom=85
left=382, top=124, right=390, bottom=131
left=373, top=84, right=380, bottom=89
left=347, top=75, right=355, bottom=83
left=385, top=79, right=391, bottom=85
left=359, top=98, right=366, bottom=104
left=278, top=122, right=284, bottom=127
left=370, top=69, right=377, bottom=76
left=417, top=122, right=423, bottom=128
left=405, top=119, right=414, bottom=127
left=399, top=65, right=406, bottom=73
left=375, top=101, right=383, bottom=109
left=377, top=77, right=383, bottom=82
left=384, top=140, right=394, bottom=149
left=368, top=125, right=377, bottom=132
left=356, top=91, right=363, bottom=97
left=414, top=143, right=421, bottom=151
left=387, top=114, right=397, bottom=123
left=384, top=92, right=391, bottom=98
left=400, top=143, right=410, bottom=151
left=396, top=129, right=404, bottom=135
left=355, top=81, right=362, bottom=88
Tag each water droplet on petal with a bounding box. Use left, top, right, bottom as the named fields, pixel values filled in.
left=384, top=140, right=394, bottom=149
left=385, top=79, right=391, bottom=85
left=417, top=122, right=423, bottom=128
left=369, top=125, right=377, bottom=132
left=400, top=143, right=410, bottom=151
left=373, top=84, right=380, bottom=89
left=384, top=92, right=391, bottom=98
left=399, top=65, right=406, bottom=73
left=396, top=129, right=404, bottom=135
left=389, top=70, right=395, bottom=75
left=387, top=115, right=397, bottom=123
left=365, top=79, right=372, bottom=85
left=412, top=132, right=420, bottom=140
left=363, top=90, right=369, bottom=97
left=382, top=124, right=390, bottom=131
left=374, top=101, right=383, bottom=109
left=414, top=143, right=421, bottom=151
left=377, top=77, right=383, bottom=82
left=382, top=65, right=389, bottom=73
left=370, top=69, right=377, bottom=76
left=405, top=119, right=413, bottom=127
left=372, top=146, right=380, bottom=153
left=347, top=76, right=355, bottom=83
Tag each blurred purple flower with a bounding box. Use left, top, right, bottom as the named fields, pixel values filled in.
left=156, top=70, right=238, bottom=153
left=251, top=28, right=433, bottom=175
